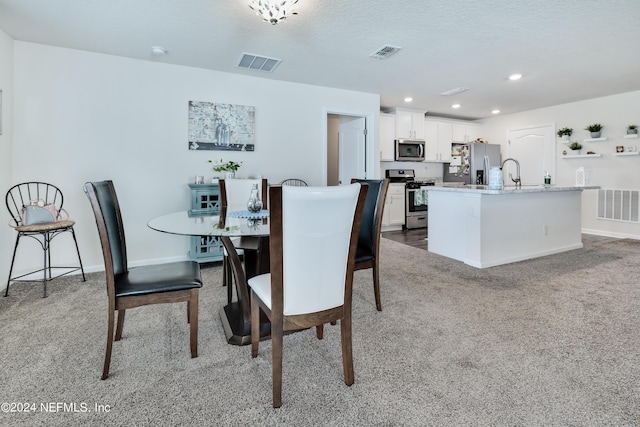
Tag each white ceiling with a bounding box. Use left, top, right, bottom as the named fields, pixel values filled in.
left=1, top=0, right=640, bottom=120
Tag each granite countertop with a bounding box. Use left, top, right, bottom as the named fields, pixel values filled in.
left=428, top=184, right=600, bottom=194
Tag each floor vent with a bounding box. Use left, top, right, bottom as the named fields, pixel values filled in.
left=237, top=53, right=282, bottom=72
left=369, top=45, right=402, bottom=60
left=597, top=189, right=640, bottom=222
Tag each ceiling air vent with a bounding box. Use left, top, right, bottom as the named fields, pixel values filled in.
left=238, top=53, right=282, bottom=72
left=369, top=45, right=402, bottom=60
left=440, top=87, right=469, bottom=96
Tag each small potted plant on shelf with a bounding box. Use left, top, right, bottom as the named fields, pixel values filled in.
left=627, top=125, right=638, bottom=135
left=557, top=127, right=573, bottom=141
left=209, top=158, right=243, bottom=180
left=568, top=141, right=582, bottom=155
left=585, top=123, right=603, bottom=138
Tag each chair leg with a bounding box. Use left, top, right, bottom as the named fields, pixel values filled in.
left=102, top=309, right=116, bottom=380
left=115, top=310, right=126, bottom=341
left=250, top=290, right=259, bottom=358
left=373, top=263, right=382, bottom=311
left=42, top=233, right=49, bottom=298
left=4, top=235, right=21, bottom=297
left=189, top=289, right=199, bottom=358
left=70, top=228, right=86, bottom=281
left=272, top=319, right=283, bottom=408
left=340, top=314, right=355, bottom=386
left=316, top=324, right=324, bottom=340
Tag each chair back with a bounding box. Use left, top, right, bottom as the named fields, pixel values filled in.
left=83, top=181, right=128, bottom=280
left=6, top=182, right=65, bottom=227
left=350, top=179, right=389, bottom=259
left=219, top=178, right=268, bottom=212
left=280, top=178, right=308, bottom=187
left=269, top=184, right=367, bottom=316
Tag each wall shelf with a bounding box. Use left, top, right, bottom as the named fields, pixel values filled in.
left=623, top=134, right=638, bottom=139
left=614, top=152, right=639, bottom=156
left=562, top=154, right=602, bottom=159
left=582, top=137, right=608, bottom=142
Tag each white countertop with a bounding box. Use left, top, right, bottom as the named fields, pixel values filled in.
left=428, top=184, right=600, bottom=194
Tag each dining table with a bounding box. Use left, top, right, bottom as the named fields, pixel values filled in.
left=148, top=208, right=271, bottom=345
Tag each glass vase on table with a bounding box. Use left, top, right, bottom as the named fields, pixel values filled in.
left=247, top=184, right=262, bottom=213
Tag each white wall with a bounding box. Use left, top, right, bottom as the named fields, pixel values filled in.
left=479, top=91, right=640, bottom=240
left=4, top=41, right=380, bottom=281
left=0, top=29, right=14, bottom=286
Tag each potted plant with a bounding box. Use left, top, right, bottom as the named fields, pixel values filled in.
left=568, top=141, right=582, bottom=155
left=557, top=127, right=573, bottom=141
left=209, top=158, right=243, bottom=179
left=627, top=125, right=638, bottom=135
left=585, top=123, right=603, bottom=138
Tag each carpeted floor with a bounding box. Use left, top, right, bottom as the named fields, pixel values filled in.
left=1, top=238, right=639, bottom=426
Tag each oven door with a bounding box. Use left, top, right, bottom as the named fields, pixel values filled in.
left=407, top=187, right=428, bottom=214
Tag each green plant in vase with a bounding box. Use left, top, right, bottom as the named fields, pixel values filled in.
left=557, top=127, right=573, bottom=141
left=209, top=158, right=243, bottom=179
left=568, top=141, right=582, bottom=155
left=585, top=123, right=603, bottom=138
left=627, top=125, right=637, bottom=135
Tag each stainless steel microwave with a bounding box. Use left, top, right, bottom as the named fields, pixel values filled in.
left=395, top=139, right=425, bottom=161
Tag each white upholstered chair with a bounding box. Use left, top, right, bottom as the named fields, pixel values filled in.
left=218, top=179, right=268, bottom=297
left=248, top=183, right=367, bottom=407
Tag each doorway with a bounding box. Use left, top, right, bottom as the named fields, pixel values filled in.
left=507, top=124, right=555, bottom=185
left=326, top=113, right=367, bottom=185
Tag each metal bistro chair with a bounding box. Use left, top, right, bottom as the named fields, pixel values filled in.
left=280, top=178, right=308, bottom=187
left=5, top=182, right=86, bottom=298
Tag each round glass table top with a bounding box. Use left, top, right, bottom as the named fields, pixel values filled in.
left=147, top=211, right=269, bottom=237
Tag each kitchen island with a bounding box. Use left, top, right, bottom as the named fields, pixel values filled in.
left=427, top=185, right=599, bottom=268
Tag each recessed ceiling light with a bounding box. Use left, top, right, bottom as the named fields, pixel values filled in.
left=404, top=97, right=413, bottom=103
left=452, top=104, right=461, bottom=109
left=509, top=73, right=522, bottom=81
left=151, top=46, right=167, bottom=56
left=492, top=109, right=501, bottom=114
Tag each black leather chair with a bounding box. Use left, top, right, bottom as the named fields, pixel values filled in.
left=351, top=179, right=389, bottom=311
left=5, top=182, right=85, bottom=298
left=84, top=180, right=202, bottom=380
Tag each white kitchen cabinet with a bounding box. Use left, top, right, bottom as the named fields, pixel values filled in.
left=380, top=113, right=396, bottom=161
left=382, top=183, right=406, bottom=229
left=423, top=120, right=439, bottom=161
left=390, top=108, right=426, bottom=140
left=437, top=122, right=453, bottom=162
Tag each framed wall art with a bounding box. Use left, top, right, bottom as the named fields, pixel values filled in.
left=188, top=101, right=255, bottom=151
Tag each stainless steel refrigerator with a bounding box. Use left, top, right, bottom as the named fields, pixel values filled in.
left=442, top=143, right=502, bottom=185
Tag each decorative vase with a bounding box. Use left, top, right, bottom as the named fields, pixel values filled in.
left=627, top=129, right=638, bottom=135
left=571, top=149, right=581, bottom=156
left=247, top=184, right=262, bottom=213
left=561, top=135, right=570, bottom=142
left=225, top=171, right=235, bottom=180
left=590, top=131, right=601, bottom=138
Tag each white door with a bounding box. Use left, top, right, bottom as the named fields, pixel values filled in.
left=338, top=116, right=366, bottom=184
left=507, top=124, right=555, bottom=186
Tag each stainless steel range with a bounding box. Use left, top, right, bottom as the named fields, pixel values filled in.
left=385, top=169, right=435, bottom=230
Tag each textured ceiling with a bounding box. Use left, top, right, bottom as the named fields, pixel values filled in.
left=1, top=0, right=640, bottom=120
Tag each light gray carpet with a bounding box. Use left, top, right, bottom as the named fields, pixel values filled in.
left=1, top=238, right=639, bottom=426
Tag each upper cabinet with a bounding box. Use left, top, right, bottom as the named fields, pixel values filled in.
left=388, top=108, right=426, bottom=139
left=424, top=119, right=482, bottom=162
left=380, top=113, right=396, bottom=161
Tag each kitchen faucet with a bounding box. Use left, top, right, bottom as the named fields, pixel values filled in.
left=501, top=158, right=521, bottom=188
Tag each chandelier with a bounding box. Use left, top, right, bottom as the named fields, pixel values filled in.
left=249, top=0, right=299, bottom=25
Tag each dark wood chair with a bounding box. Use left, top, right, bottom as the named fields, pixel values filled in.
left=351, top=178, right=390, bottom=311
left=218, top=178, right=268, bottom=297
left=248, top=183, right=367, bottom=407
left=84, top=180, right=202, bottom=380
left=5, top=182, right=85, bottom=298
